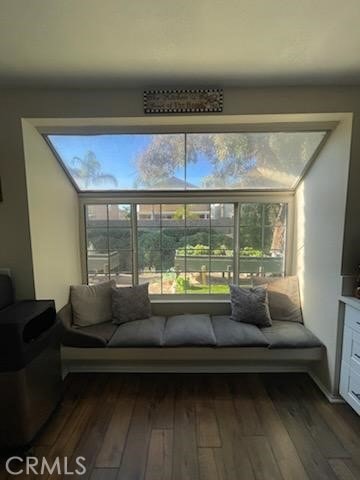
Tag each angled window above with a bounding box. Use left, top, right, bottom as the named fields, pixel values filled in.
left=45, top=130, right=329, bottom=192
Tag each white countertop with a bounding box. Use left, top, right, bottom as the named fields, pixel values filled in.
left=340, top=296, right=360, bottom=311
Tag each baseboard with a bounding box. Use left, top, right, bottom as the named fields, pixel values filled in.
left=64, top=360, right=308, bottom=374
left=308, top=371, right=344, bottom=403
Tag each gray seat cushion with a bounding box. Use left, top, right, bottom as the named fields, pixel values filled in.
left=62, top=321, right=118, bottom=347
left=108, top=316, right=166, bottom=347
left=261, top=320, right=322, bottom=349
left=212, top=316, right=269, bottom=347
left=164, top=314, right=216, bottom=346
left=79, top=321, right=118, bottom=342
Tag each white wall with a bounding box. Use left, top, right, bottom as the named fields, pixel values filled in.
left=294, top=117, right=352, bottom=394
left=22, top=120, right=82, bottom=310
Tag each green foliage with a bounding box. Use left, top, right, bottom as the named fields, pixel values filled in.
left=70, top=151, right=118, bottom=189
left=176, top=245, right=263, bottom=257
left=176, top=276, right=191, bottom=292
left=240, top=247, right=262, bottom=257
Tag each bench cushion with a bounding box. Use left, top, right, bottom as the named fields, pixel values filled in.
left=62, top=321, right=118, bottom=347
left=212, top=316, right=269, bottom=347
left=261, top=320, right=322, bottom=348
left=164, top=314, right=216, bottom=346
left=108, top=316, right=166, bottom=347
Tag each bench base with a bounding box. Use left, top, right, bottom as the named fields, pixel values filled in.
left=62, top=345, right=323, bottom=374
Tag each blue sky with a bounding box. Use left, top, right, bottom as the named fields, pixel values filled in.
left=48, top=134, right=211, bottom=189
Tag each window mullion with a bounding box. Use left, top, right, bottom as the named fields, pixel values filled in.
left=131, top=204, right=139, bottom=285
left=261, top=203, right=266, bottom=277
left=234, top=203, right=240, bottom=286
left=107, top=205, right=110, bottom=280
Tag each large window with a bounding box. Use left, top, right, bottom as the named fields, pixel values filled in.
left=45, top=124, right=330, bottom=297
left=46, top=131, right=327, bottom=191
left=85, top=201, right=288, bottom=295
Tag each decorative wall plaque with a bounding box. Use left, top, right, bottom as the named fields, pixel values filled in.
left=144, top=88, right=223, bottom=114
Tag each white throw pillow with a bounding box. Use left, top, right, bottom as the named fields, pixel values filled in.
left=71, top=280, right=115, bottom=327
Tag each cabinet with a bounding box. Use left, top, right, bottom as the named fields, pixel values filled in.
left=339, top=299, right=360, bottom=414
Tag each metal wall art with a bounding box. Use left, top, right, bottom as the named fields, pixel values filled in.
left=144, top=88, right=223, bottom=114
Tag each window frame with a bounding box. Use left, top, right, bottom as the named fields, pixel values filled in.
left=79, top=191, right=294, bottom=300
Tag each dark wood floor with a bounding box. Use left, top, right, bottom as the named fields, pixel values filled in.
left=1, top=372, right=360, bottom=480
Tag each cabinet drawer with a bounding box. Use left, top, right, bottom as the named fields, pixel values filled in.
left=350, top=331, right=360, bottom=374
left=348, top=370, right=360, bottom=414
left=345, top=305, right=360, bottom=334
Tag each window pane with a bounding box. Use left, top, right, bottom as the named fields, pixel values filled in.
left=87, top=228, right=108, bottom=251
left=240, top=204, right=262, bottom=226
left=108, top=204, right=131, bottom=225
left=186, top=254, right=210, bottom=271
left=138, top=228, right=161, bottom=250
left=185, top=273, right=210, bottom=295
left=209, top=277, right=231, bottom=294
left=161, top=250, right=177, bottom=272
left=108, top=228, right=132, bottom=250
left=238, top=202, right=287, bottom=279
left=88, top=273, right=109, bottom=285
left=211, top=203, right=234, bottom=226
left=185, top=204, right=210, bottom=226
left=110, top=251, right=132, bottom=273
left=138, top=250, right=162, bottom=273
left=137, top=204, right=161, bottom=225
left=161, top=204, right=185, bottom=226
left=162, top=228, right=186, bottom=249
left=176, top=272, right=210, bottom=295
left=186, top=132, right=327, bottom=189
left=139, top=272, right=162, bottom=294
left=162, top=271, right=177, bottom=294
left=110, top=275, right=133, bottom=287
left=210, top=227, right=234, bottom=252
left=239, top=226, right=262, bottom=252
left=186, top=227, right=210, bottom=247
left=86, top=205, right=107, bottom=227
left=47, top=134, right=185, bottom=191
left=87, top=250, right=109, bottom=274
left=86, top=204, right=133, bottom=285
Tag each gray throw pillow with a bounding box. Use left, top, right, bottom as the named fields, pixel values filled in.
left=229, top=284, right=272, bottom=327
left=112, top=283, right=151, bottom=325
left=71, top=280, right=115, bottom=327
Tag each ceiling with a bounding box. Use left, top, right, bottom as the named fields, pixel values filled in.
left=1, top=0, right=360, bottom=88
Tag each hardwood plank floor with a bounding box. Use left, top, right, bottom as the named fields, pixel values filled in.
left=1, top=373, right=360, bottom=480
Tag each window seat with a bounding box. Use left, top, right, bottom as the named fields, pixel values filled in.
left=58, top=305, right=324, bottom=371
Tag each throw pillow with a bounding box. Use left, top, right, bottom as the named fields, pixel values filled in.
left=71, top=280, right=115, bottom=327
left=229, top=284, right=272, bottom=327
left=112, top=283, right=151, bottom=325
left=252, top=276, right=303, bottom=323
